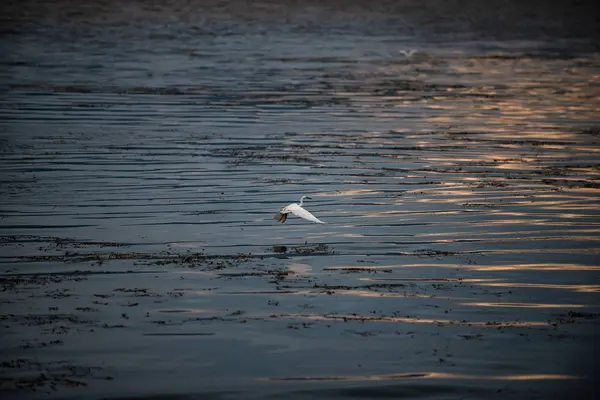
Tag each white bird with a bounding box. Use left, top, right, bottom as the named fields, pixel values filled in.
left=399, top=49, right=418, bottom=58
left=275, top=196, right=325, bottom=224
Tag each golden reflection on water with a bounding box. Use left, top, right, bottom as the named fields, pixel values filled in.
left=325, top=290, right=452, bottom=299
left=357, top=277, right=497, bottom=283
left=474, top=263, right=600, bottom=271
left=286, top=263, right=312, bottom=275
left=482, top=282, right=600, bottom=292
left=416, top=228, right=600, bottom=239
left=461, top=302, right=585, bottom=309
left=360, top=210, right=405, bottom=218
left=274, top=313, right=548, bottom=327
left=324, top=263, right=600, bottom=271
left=324, top=265, right=402, bottom=270
left=477, top=247, right=600, bottom=254
left=262, top=371, right=578, bottom=382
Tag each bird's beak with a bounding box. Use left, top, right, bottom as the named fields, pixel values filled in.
left=305, top=197, right=312, bottom=200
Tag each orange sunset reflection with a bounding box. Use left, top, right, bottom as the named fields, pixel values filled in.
left=262, top=371, right=578, bottom=382
left=269, top=313, right=549, bottom=327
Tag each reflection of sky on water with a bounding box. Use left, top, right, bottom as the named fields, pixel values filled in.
left=0, top=0, right=598, bottom=398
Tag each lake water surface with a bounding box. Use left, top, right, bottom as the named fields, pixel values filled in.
left=1, top=1, right=599, bottom=399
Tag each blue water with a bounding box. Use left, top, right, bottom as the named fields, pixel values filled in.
left=1, top=1, right=599, bottom=398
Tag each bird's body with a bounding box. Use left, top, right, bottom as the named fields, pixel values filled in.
left=275, top=196, right=325, bottom=224
left=399, top=49, right=418, bottom=57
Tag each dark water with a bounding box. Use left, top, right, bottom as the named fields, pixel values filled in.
left=1, top=1, right=599, bottom=399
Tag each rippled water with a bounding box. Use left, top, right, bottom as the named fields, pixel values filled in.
left=1, top=1, right=599, bottom=399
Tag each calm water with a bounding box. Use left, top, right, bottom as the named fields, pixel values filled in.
left=1, top=1, right=599, bottom=399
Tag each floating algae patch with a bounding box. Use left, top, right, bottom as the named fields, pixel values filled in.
left=271, top=245, right=288, bottom=253
left=7, top=248, right=264, bottom=272
left=291, top=244, right=336, bottom=255
left=0, top=359, right=112, bottom=393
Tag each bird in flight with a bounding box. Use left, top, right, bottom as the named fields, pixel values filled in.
left=275, top=196, right=325, bottom=224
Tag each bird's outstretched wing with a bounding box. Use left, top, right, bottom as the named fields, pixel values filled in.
left=286, top=204, right=325, bottom=224
left=274, top=211, right=287, bottom=223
